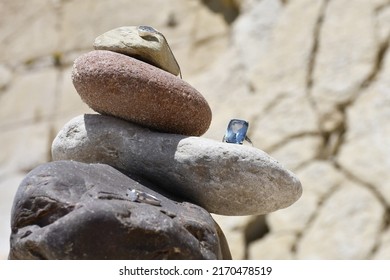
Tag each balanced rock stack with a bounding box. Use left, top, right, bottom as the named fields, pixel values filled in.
left=9, top=26, right=302, bottom=260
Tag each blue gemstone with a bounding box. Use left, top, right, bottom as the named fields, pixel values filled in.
left=224, top=119, right=249, bottom=144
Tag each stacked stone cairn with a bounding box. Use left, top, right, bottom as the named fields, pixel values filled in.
left=9, top=26, right=302, bottom=260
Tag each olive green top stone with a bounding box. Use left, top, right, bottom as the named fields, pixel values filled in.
left=93, top=26, right=181, bottom=77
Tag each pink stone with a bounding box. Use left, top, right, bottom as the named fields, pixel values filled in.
left=72, top=50, right=212, bottom=136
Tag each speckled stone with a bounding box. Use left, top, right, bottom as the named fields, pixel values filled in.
left=52, top=114, right=303, bottom=216
left=72, top=50, right=211, bottom=136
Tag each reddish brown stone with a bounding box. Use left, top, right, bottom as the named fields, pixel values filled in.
left=72, top=50, right=212, bottom=136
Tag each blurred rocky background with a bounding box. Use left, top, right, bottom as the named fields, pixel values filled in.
left=1, top=0, right=390, bottom=259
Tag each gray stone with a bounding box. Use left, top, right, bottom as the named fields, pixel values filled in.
left=9, top=160, right=231, bottom=260
left=94, top=26, right=181, bottom=77
left=51, top=114, right=302, bottom=216
left=72, top=50, right=212, bottom=136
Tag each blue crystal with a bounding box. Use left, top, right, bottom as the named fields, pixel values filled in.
left=138, top=25, right=158, bottom=34
left=223, top=119, right=249, bottom=144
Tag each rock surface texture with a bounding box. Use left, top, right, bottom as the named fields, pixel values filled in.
left=94, top=26, right=181, bottom=76
left=2, top=0, right=389, bottom=260
left=9, top=161, right=231, bottom=260
left=52, top=114, right=302, bottom=216
left=72, top=50, right=211, bottom=136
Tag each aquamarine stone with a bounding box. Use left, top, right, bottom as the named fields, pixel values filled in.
left=223, top=119, right=249, bottom=145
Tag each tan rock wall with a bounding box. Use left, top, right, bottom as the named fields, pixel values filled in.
left=1, top=0, right=390, bottom=259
